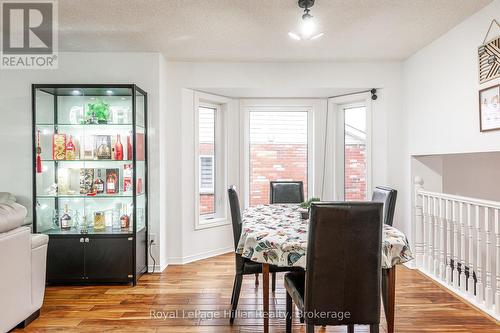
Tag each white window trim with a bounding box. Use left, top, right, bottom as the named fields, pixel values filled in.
left=240, top=99, right=318, bottom=208
left=199, top=155, right=215, bottom=194
left=194, top=92, right=230, bottom=230
left=329, top=93, right=372, bottom=201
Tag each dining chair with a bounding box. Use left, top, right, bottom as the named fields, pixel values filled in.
left=228, top=185, right=303, bottom=324
left=269, top=181, right=304, bottom=204
left=371, top=186, right=397, bottom=328
left=284, top=202, right=383, bottom=333
left=371, top=186, right=397, bottom=226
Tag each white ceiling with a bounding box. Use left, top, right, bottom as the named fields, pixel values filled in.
left=59, top=0, right=492, bottom=62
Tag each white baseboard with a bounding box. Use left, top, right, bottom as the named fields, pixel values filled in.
left=148, top=263, right=168, bottom=273
left=168, top=246, right=233, bottom=265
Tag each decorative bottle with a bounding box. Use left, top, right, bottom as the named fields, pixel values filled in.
left=65, top=136, right=76, bottom=160
left=60, top=204, right=72, bottom=230
left=120, top=204, right=130, bottom=230
left=93, top=169, right=105, bottom=194
left=114, top=134, right=123, bottom=160
left=127, top=133, right=132, bottom=160
left=106, top=170, right=118, bottom=194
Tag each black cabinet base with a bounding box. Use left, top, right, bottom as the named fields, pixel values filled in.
left=46, top=234, right=147, bottom=285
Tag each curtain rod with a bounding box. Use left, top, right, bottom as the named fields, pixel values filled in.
left=327, top=88, right=380, bottom=99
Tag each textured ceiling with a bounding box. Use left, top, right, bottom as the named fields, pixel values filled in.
left=58, top=0, right=492, bottom=61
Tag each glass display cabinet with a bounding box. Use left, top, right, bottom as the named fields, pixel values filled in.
left=32, top=84, right=148, bottom=284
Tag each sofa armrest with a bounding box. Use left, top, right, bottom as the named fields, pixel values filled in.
left=31, top=233, right=49, bottom=249
left=31, top=234, right=48, bottom=310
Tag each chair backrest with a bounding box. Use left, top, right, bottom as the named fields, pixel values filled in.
left=371, top=186, right=397, bottom=226
left=228, top=185, right=242, bottom=250
left=304, top=202, right=382, bottom=326
left=269, top=181, right=304, bottom=204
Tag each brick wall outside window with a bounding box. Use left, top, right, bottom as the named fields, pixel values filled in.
left=250, top=143, right=308, bottom=206
left=345, top=144, right=367, bottom=200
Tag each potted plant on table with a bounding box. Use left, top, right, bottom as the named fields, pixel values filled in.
left=298, top=197, right=320, bottom=219
left=86, top=99, right=110, bottom=124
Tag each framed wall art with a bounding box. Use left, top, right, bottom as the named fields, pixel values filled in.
left=479, top=84, right=500, bottom=132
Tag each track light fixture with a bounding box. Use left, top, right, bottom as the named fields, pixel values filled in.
left=289, top=0, right=324, bottom=41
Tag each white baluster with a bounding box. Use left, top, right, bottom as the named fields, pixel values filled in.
left=476, top=205, right=484, bottom=304
left=485, top=207, right=493, bottom=309
left=434, top=197, right=440, bottom=276
left=494, top=209, right=500, bottom=316
left=460, top=202, right=467, bottom=293
left=427, top=196, right=434, bottom=272
left=467, top=204, right=475, bottom=298
left=422, top=195, right=429, bottom=269
left=439, top=199, right=446, bottom=281
left=414, top=178, right=424, bottom=268
left=445, top=200, right=452, bottom=284
left=452, top=201, right=459, bottom=289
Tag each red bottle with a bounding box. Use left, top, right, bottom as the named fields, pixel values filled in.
left=65, top=135, right=76, bottom=160
left=114, top=134, right=123, bottom=160
left=127, top=134, right=132, bottom=160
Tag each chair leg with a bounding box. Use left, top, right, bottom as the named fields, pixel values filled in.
left=306, top=324, right=314, bottom=333
left=272, top=272, right=276, bottom=292
left=286, top=291, right=292, bottom=333
left=230, top=275, right=237, bottom=305
left=230, top=274, right=243, bottom=324
left=347, top=324, right=354, bottom=333
left=255, top=273, right=259, bottom=286
left=370, top=324, right=379, bottom=333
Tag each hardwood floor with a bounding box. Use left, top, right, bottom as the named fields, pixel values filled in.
left=15, top=253, right=500, bottom=333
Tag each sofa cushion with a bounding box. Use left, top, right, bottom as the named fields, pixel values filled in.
left=0, top=202, right=27, bottom=233
left=0, top=192, right=16, bottom=203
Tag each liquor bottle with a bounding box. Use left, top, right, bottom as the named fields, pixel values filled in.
left=93, top=169, right=105, bottom=194
left=127, top=133, right=132, bottom=160
left=60, top=204, right=72, bottom=230
left=120, top=204, right=130, bottom=230
left=114, top=134, right=123, bottom=160
left=93, top=211, right=105, bottom=231
left=106, top=169, right=118, bottom=194
left=65, top=135, right=76, bottom=160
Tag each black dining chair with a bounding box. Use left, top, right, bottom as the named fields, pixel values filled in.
left=284, top=202, right=383, bottom=333
left=270, top=181, right=304, bottom=204
left=228, top=185, right=303, bottom=324
left=371, top=186, right=397, bottom=226
left=371, top=186, right=397, bottom=328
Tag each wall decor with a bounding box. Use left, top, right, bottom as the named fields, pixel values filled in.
left=479, top=83, right=500, bottom=132
left=478, top=19, right=500, bottom=84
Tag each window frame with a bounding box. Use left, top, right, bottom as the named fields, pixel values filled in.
left=241, top=100, right=316, bottom=208
left=330, top=94, right=372, bottom=201
left=194, top=93, right=229, bottom=230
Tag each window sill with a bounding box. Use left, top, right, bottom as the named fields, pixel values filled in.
left=195, top=217, right=229, bottom=230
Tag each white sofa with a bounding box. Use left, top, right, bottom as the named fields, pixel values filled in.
left=0, top=193, right=48, bottom=332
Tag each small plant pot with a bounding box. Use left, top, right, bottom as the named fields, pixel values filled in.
left=299, top=208, right=309, bottom=220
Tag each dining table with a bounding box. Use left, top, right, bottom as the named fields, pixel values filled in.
left=236, top=204, right=413, bottom=333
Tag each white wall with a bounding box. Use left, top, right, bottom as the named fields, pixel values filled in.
left=164, top=61, right=406, bottom=263
left=0, top=52, right=168, bottom=271
left=443, top=152, right=500, bottom=201
left=404, top=0, right=500, bottom=243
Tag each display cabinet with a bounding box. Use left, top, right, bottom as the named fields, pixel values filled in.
left=32, top=84, right=148, bottom=284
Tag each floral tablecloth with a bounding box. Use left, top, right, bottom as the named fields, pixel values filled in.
left=236, top=204, right=413, bottom=269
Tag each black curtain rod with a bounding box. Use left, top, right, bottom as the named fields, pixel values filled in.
left=327, top=88, right=378, bottom=99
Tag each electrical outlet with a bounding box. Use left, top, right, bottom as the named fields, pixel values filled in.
left=149, top=233, right=157, bottom=245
